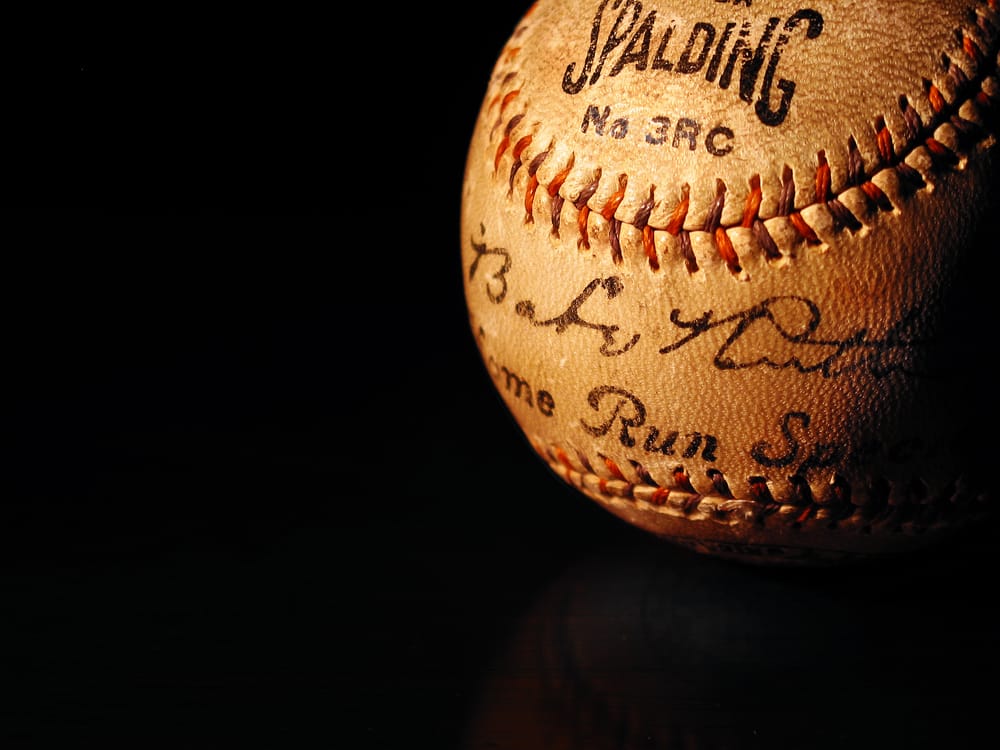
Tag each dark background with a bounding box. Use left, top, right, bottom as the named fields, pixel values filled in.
left=8, top=3, right=994, bottom=747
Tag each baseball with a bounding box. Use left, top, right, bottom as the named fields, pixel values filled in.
left=461, top=0, right=998, bottom=564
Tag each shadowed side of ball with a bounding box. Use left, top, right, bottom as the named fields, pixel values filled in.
left=461, top=0, right=999, bottom=564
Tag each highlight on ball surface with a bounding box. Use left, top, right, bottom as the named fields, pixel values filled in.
left=461, top=0, right=999, bottom=564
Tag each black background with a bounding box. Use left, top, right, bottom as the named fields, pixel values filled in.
left=9, top=2, right=996, bottom=747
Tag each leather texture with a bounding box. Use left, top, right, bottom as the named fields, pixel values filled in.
left=461, top=0, right=998, bottom=562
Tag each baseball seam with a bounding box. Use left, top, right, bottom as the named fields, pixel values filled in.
left=538, top=439, right=992, bottom=536
left=486, top=2, right=999, bottom=274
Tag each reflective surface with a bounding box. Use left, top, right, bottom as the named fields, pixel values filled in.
left=462, top=526, right=997, bottom=749
left=33, top=3, right=998, bottom=746
left=6, top=210, right=996, bottom=746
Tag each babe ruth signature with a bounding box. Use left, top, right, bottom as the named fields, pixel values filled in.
left=516, top=275, right=923, bottom=378
left=515, top=277, right=641, bottom=357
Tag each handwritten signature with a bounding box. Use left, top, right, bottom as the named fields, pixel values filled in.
left=516, top=276, right=923, bottom=377
left=516, top=276, right=641, bottom=356
left=468, top=223, right=511, bottom=304
left=660, top=294, right=923, bottom=378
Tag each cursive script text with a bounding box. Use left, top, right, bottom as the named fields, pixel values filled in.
left=516, top=276, right=641, bottom=356
left=659, top=295, right=922, bottom=378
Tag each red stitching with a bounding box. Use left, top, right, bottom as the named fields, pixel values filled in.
left=508, top=134, right=533, bottom=197
left=633, top=186, right=658, bottom=270
left=540, top=443, right=990, bottom=532
left=815, top=150, right=832, bottom=203
left=493, top=113, right=522, bottom=174
left=600, top=174, right=627, bottom=221
left=603, top=456, right=626, bottom=480
left=741, top=175, right=762, bottom=228
left=715, top=227, right=741, bottom=274
left=649, top=487, right=670, bottom=506
left=574, top=172, right=601, bottom=250
left=789, top=212, right=821, bottom=245
left=603, top=175, right=628, bottom=264
left=665, top=184, right=689, bottom=235
left=486, top=3, right=997, bottom=272
left=672, top=466, right=697, bottom=495
left=547, top=156, right=573, bottom=238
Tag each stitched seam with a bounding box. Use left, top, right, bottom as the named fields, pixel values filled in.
left=487, top=3, right=999, bottom=272
left=538, top=441, right=992, bottom=533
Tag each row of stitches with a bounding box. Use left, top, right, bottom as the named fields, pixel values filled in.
left=538, top=441, right=990, bottom=533
left=487, top=13, right=998, bottom=273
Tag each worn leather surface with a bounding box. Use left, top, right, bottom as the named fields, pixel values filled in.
left=461, top=0, right=998, bottom=560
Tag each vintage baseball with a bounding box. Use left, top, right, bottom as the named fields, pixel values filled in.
left=461, top=0, right=998, bottom=564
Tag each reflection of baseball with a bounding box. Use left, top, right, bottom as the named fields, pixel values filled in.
left=461, top=0, right=998, bottom=564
